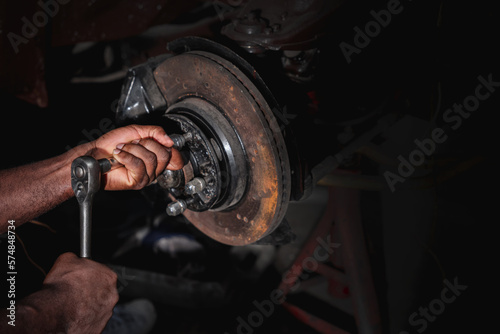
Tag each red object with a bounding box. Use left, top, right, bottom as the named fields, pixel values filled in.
left=283, top=302, right=351, bottom=334
left=279, top=172, right=382, bottom=334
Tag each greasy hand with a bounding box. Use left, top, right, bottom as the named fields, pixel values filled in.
left=88, top=125, right=183, bottom=190
left=42, top=253, right=119, bottom=334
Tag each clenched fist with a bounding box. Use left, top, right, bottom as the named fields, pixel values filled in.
left=43, top=253, right=119, bottom=333
left=2, top=253, right=119, bottom=334
left=87, top=124, right=184, bottom=190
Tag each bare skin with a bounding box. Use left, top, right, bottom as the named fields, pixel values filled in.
left=0, top=124, right=184, bottom=333
left=4, top=253, right=119, bottom=334
left=0, top=124, right=183, bottom=230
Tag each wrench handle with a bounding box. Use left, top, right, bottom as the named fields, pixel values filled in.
left=71, top=156, right=101, bottom=259
left=79, top=200, right=92, bottom=258
left=98, top=157, right=123, bottom=174
left=72, top=156, right=123, bottom=259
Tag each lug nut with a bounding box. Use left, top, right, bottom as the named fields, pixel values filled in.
left=166, top=200, right=187, bottom=216
left=184, top=177, right=207, bottom=195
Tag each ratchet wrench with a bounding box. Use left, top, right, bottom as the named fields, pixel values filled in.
left=71, top=157, right=122, bottom=258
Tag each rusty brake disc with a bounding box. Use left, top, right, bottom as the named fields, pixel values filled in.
left=154, top=50, right=290, bottom=246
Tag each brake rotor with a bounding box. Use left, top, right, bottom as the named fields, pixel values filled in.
left=153, top=50, right=290, bottom=246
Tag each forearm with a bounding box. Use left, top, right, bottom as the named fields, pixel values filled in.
left=0, top=124, right=181, bottom=233
left=0, top=144, right=92, bottom=233
left=0, top=288, right=64, bottom=334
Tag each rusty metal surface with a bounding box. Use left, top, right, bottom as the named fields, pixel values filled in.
left=221, top=0, right=345, bottom=52
left=154, top=51, right=290, bottom=245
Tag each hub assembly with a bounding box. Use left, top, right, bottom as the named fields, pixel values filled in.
left=116, top=38, right=291, bottom=246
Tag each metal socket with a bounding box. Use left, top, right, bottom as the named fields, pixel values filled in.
left=170, top=132, right=193, bottom=150
left=162, top=169, right=183, bottom=188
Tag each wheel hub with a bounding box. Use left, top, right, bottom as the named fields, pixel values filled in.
left=160, top=97, right=249, bottom=212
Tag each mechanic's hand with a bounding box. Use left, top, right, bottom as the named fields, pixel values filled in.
left=88, top=124, right=183, bottom=190
left=42, top=252, right=119, bottom=333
